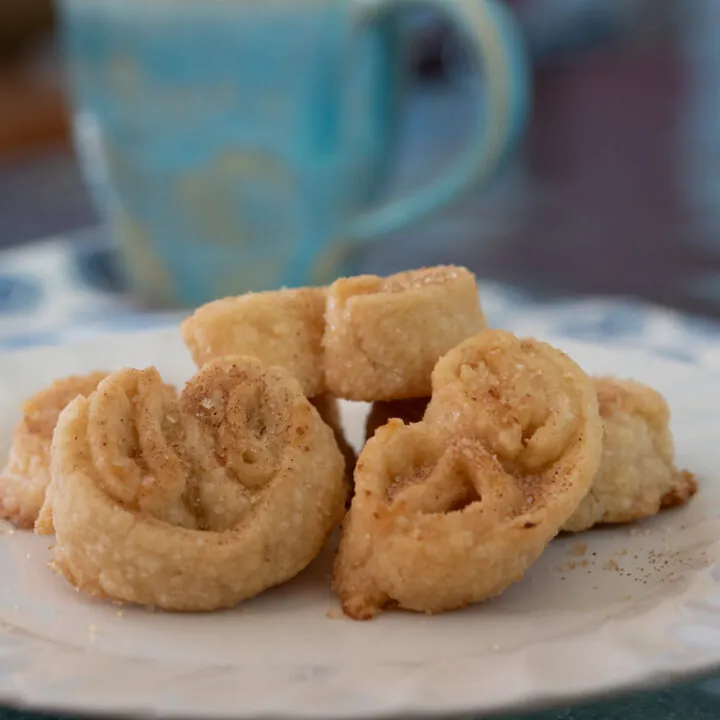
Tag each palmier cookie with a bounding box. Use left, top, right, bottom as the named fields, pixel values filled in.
left=181, top=287, right=326, bottom=398
left=323, top=266, right=486, bottom=401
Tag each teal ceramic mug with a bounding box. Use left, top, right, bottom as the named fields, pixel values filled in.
left=60, top=0, right=529, bottom=306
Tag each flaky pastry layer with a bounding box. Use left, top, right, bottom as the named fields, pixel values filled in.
left=334, top=330, right=602, bottom=619
left=323, top=266, right=487, bottom=401
left=181, top=288, right=327, bottom=397
left=42, top=357, right=347, bottom=611
left=0, top=372, right=107, bottom=529
left=563, top=377, right=696, bottom=532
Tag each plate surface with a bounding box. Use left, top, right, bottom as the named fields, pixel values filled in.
left=0, top=328, right=719, bottom=719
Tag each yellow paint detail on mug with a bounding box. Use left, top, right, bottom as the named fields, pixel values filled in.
left=175, top=149, right=297, bottom=248
left=115, top=212, right=176, bottom=305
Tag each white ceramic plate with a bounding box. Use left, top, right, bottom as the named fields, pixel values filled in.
left=1, top=329, right=719, bottom=720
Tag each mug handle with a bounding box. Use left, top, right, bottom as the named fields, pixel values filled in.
left=347, top=0, right=530, bottom=242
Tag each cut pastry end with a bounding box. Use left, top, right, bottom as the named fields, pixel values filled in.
left=562, top=377, right=697, bottom=532
left=0, top=371, right=107, bottom=530
left=323, top=266, right=487, bottom=402
left=181, top=287, right=327, bottom=397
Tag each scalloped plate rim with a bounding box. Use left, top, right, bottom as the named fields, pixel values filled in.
left=0, top=328, right=718, bottom=719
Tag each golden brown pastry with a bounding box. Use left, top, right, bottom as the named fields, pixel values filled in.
left=181, top=287, right=327, bottom=397
left=334, top=330, right=602, bottom=619
left=562, top=377, right=696, bottom=532
left=361, top=380, right=696, bottom=535
left=323, top=266, right=486, bottom=401
left=0, top=372, right=107, bottom=529
left=41, top=357, right=347, bottom=611
left=311, top=394, right=357, bottom=480
left=365, top=398, right=429, bottom=440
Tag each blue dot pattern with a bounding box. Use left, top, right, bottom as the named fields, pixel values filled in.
left=1, top=234, right=720, bottom=374
left=0, top=275, right=42, bottom=314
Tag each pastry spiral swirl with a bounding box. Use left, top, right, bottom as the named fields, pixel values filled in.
left=334, top=330, right=602, bottom=618
left=43, top=357, right=347, bottom=611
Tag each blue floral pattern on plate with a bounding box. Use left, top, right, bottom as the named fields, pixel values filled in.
left=2, top=232, right=720, bottom=378
left=0, top=275, right=42, bottom=315
left=71, top=242, right=127, bottom=295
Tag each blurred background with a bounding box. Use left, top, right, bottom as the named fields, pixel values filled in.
left=2, top=0, right=720, bottom=316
